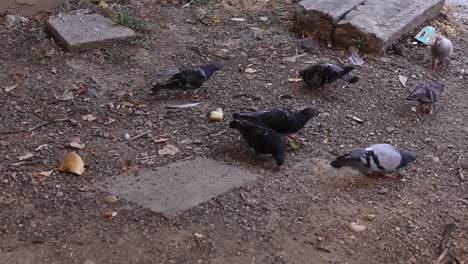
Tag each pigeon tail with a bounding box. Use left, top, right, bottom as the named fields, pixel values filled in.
left=340, top=66, right=354, bottom=77
left=199, top=63, right=223, bottom=79
left=341, top=73, right=359, bottom=84
left=330, top=149, right=365, bottom=169
left=273, top=151, right=285, bottom=166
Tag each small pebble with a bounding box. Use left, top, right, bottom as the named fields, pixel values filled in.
left=105, top=195, right=118, bottom=203
left=364, top=214, right=376, bottom=221
left=348, top=222, right=366, bottom=233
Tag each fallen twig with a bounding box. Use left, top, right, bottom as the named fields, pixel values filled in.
left=181, top=0, right=195, bottom=8
left=435, top=223, right=456, bottom=264
left=127, top=130, right=152, bottom=141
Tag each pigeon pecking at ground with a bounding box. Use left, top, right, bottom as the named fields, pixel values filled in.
left=299, top=63, right=359, bottom=91
left=330, top=143, right=416, bottom=179
left=406, top=81, right=445, bottom=114
left=229, top=119, right=286, bottom=167
left=232, top=107, right=319, bottom=139
left=430, top=35, right=452, bottom=73
left=152, top=63, right=223, bottom=99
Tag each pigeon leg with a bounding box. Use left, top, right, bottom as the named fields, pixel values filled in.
left=191, top=92, right=205, bottom=101
left=368, top=171, right=384, bottom=178
left=432, top=60, right=437, bottom=72
left=421, top=104, right=432, bottom=114
left=385, top=173, right=401, bottom=180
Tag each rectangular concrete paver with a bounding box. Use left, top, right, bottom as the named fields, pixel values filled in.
left=46, top=14, right=136, bottom=52
left=294, top=0, right=445, bottom=54
left=95, top=158, right=258, bottom=217
left=335, top=0, right=445, bottom=54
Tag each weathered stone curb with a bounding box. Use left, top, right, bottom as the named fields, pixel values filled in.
left=295, top=0, right=446, bottom=54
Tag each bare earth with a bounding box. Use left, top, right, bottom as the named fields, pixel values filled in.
left=0, top=1, right=467, bottom=263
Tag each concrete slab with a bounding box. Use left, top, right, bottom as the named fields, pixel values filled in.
left=294, top=0, right=364, bottom=41
left=95, top=158, right=258, bottom=216
left=45, top=14, right=136, bottom=52
left=335, top=0, right=445, bottom=54
left=294, top=0, right=445, bottom=54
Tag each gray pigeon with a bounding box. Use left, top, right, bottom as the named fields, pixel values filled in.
left=330, top=144, right=416, bottom=179
left=406, top=82, right=444, bottom=114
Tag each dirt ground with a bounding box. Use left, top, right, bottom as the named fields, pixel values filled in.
left=1, top=0, right=467, bottom=263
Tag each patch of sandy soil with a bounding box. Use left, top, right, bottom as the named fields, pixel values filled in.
left=0, top=1, right=467, bottom=263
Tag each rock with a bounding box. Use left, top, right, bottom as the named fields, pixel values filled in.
left=348, top=222, right=366, bottom=233
left=364, top=214, right=376, bottom=221
left=104, top=195, right=118, bottom=203
left=83, top=260, right=96, bottom=264
left=423, top=137, right=433, bottom=143
left=431, top=156, right=440, bottom=163
left=377, top=187, right=388, bottom=194
left=386, top=126, right=396, bottom=133
left=45, top=14, right=136, bottom=52
left=3, top=14, right=28, bottom=27
left=295, top=0, right=445, bottom=54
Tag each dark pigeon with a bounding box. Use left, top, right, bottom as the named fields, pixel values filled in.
left=330, top=143, right=416, bottom=179
left=299, top=63, right=358, bottom=90
left=232, top=107, right=319, bottom=136
left=229, top=119, right=286, bottom=166
left=406, top=82, right=444, bottom=114
left=152, top=63, right=223, bottom=92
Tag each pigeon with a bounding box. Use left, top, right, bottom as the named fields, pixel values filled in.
left=406, top=82, right=444, bottom=114
left=299, top=63, right=358, bottom=91
left=152, top=63, right=223, bottom=97
left=232, top=107, right=319, bottom=139
left=430, top=35, right=452, bottom=73
left=330, top=143, right=416, bottom=179
left=229, top=119, right=286, bottom=166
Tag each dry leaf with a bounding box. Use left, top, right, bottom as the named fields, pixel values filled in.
left=14, top=68, right=26, bottom=80
left=153, top=133, right=173, bottom=143
left=283, top=54, right=306, bottom=63
left=18, top=153, right=34, bottom=161
left=68, top=138, right=85, bottom=149
left=105, top=195, right=118, bottom=203
left=212, top=17, right=221, bottom=23
left=244, top=68, right=257, bottom=73
left=82, top=114, right=97, bottom=122
left=288, top=78, right=302, bottom=82
left=398, top=75, right=408, bottom=87
left=123, top=165, right=140, bottom=172
left=59, top=151, right=85, bottom=176
left=103, top=211, right=117, bottom=218
left=4, top=85, right=17, bottom=92
left=33, top=170, right=54, bottom=179
left=55, top=89, right=75, bottom=101
left=158, top=145, right=179, bottom=156
left=0, top=197, right=16, bottom=205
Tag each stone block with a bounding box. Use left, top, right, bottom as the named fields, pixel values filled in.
left=335, top=0, right=446, bottom=54
left=294, top=0, right=364, bottom=41
left=95, top=158, right=258, bottom=217
left=294, top=0, right=445, bottom=54
left=45, top=14, right=136, bottom=52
